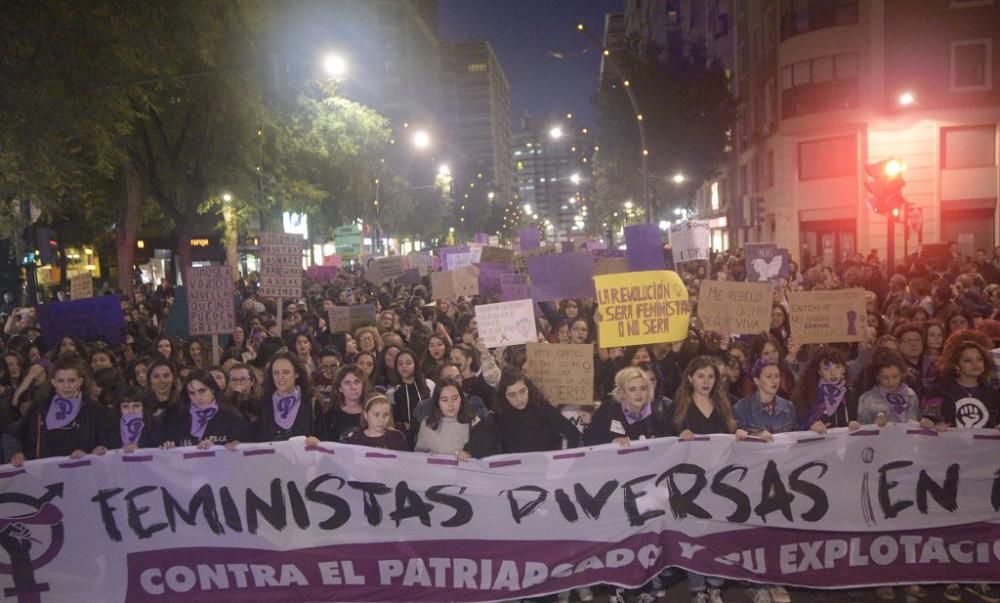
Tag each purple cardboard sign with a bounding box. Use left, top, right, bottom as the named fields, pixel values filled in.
left=518, top=227, right=540, bottom=251
left=527, top=252, right=596, bottom=301
left=746, top=243, right=790, bottom=282
left=478, top=262, right=514, bottom=296
left=500, top=273, right=531, bottom=302
left=474, top=232, right=489, bottom=244
left=624, top=224, right=667, bottom=271
left=397, top=268, right=421, bottom=286
left=437, top=246, right=469, bottom=271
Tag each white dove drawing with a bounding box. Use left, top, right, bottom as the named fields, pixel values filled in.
left=751, top=255, right=783, bottom=281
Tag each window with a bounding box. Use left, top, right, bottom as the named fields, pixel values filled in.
left=942, top=126, right=997, bottom=169
left=780, top=0, right=859, bottom=40
left=799, top=135, right=856, bottom=180
left=781, top=52, right=860, bottom=118
left=466, top=63, right=487, bottom=73
left=951, top=39, right=992, bottom=91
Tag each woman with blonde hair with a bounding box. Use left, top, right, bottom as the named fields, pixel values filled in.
left=584, top=366, right=670, bottom=446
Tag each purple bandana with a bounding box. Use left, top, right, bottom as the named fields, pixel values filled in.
left=818, top=379, right=848, bottom=416
left=620, top=400, right=652, bottom=425
left=189, top=401, right=219, bottom=440
left=45, top=394, right=82, bottom=430
left=878, top=386, right=911, bottom=422
left=272, top=386, right=302, bottom=431
left=120, top=415, right=144, bottom=446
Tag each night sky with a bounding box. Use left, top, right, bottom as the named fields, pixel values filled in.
left=439, top=0, right=623, bottom=132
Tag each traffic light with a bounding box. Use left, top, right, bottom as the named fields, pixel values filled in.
left=36, top=227, right=58, bottom=265
left=865, top=158, right=906, bottom=215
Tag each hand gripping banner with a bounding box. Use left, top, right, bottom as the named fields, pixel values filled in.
left=0, top=426, right=998, bottom=602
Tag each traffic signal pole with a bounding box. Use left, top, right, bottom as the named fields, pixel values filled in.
left=887, top=212, right=896, bottom=275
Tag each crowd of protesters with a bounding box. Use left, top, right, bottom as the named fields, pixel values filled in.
left=2, top=241, right=1000, bottom=603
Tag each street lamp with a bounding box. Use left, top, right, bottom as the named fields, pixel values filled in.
left=321, top=53, right=348, bottom=79
left=570, top=172, right=581, bottom=185
left=672, top=173, right=686, bottom=184
left=898, top=91, right=916, bottom=106
left=549, top=126, right=564, bottom=140
left=438, top=163, right=451, bottom=177
left=412, top=130, right=431, bottom=149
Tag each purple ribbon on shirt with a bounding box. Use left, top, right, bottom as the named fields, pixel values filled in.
left=273, top=386, right=301, bottom=431
left=121, top=416, right=144, bottom=445
left=45, top=395, right=82, bottom=430
left=190, top=402, right=219, bottom=440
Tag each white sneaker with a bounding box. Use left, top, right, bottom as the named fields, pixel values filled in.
left=576, top=586, right=594, bottom=602
left=769, top=585, right=792, bottom=603
left=752, top=588, right=773, bottom=603
left=707, top=585, right=725, bottom=603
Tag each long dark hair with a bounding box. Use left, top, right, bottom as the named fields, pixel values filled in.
left=393, top=348, right=430, bottom=399
left=792, top=346, right=847, bottom=421
left=425, top=380, right=475, bottom=430
left=179, top=369, right=224, bottom=408
left=145, top=357, right=180, bottom=405
left=672, top=355, right=735, bottom=432
left=261, top=350, right=313, bottom=402
left=858, top=349, right=910, bottom=394
left=938, top=340, right=994, bottom=387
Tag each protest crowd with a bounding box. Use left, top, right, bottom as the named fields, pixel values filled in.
left=2, top=234, right=1000, bottom=603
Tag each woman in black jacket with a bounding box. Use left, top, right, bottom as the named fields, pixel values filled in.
left=105, top=386, right=164, bottom=451
left=163, top=369, right=249, bottom=449
left=12, top=357, right=110, bottom=466
left=584, top=366, right=671, bottom=446
left=468, top=369, right=579, bottom=458
left=254, top=351, right=316, bottom=442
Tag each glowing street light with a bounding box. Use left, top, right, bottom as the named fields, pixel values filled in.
left=222, top=193, right=232, bottom=203
left=438, top=163, right=451, bottom=177
left=672, top=173, right=686, bottom=184
left=549, top=126, right=564, bottom=140
left=412, top=130, right=431, bottom=149
left=624, top=201, right=634, bottom=210
left=898, top=91, right=916, bottom=106
left=322, top=53, right=348, bottom=79
left=570, top=173, right=581, bottom=185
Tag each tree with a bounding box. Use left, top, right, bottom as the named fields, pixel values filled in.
left=591, top=38, right=736, bottom=227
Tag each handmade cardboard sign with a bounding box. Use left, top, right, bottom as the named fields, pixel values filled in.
left=478, top=262, right=514, bottom=297
left=305, top=266, right=338, bottom=283
left=69, top=273, right=93, bottom=300
left=525, top=343, right=595, bottom=405
left=407, top=251, right=433, bottom=276
left=328, top=304, right=377, bottom=333
left=697, top=281, right=773, bottom=334
left=431, top=266, right=479, bottom=300
left=480, top=246, right=516, bottom=265
left=372, top=255, right=406, bottom=282
left=258, top=231, right=303, bottom=299
left=668, top=220, right=711, bottom=264
left=594, top=257, right=629, bottom=276
left=788, top=288, right=868, bottom=344
left=593, top=270, right=690, bottom=347
left=475, top=299, right=537, bottom=348
left=501, top=273, right=531, bottom=302
left=187, top=265, right=236, bottom=336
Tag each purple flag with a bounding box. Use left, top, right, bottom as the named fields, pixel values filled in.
left=624, top=224, right=666, bottom=271
left=527, top=252, right=595, bottom=301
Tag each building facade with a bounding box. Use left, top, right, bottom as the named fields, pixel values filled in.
left=625, top=0, right=1000, bottom=267
left=512, top=114, right=595, bottom=242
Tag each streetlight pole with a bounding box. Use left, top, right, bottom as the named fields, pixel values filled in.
left=577, top=24, right=651, bottom=224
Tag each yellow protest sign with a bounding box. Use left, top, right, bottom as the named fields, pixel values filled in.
left=593, top=270, right=690, bottom=347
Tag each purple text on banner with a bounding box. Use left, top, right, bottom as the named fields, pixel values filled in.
left=478, top=263, right=514, bottom=297
left=519, top=227, right=540, bottom=251
left=625, top=223, right=667, bottom=271
left=527, top=252, right=596, bottom=301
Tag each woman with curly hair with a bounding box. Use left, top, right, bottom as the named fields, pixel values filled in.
left=927, top=340, right=999, bottom=429
left=792, top=347, right=858, bottom=431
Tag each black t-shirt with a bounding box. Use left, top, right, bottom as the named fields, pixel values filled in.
left=346, top=429, right=409, bottom=451
left=318, top=407, right=362, bottom=442
left=936, top=382, right=1000, bottom=429
left=664, top=401, right=731, bottom=435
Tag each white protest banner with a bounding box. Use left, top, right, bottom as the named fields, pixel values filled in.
left=69, top=273, right=93, bottom=300
left=186, top=266, right=236, bottom=336
left=2, top=428, right=999, bottom=602
left=446, top=251, right=478, bottom=272
left=474, top=299, right=536, bottom=348
left=668, top=220, right=710, bottom=264
left=789, top=288, right=868, bottom=344
left=525, top=343, right=594, bottom=405
left=258, top=231, right=303, bottom=299
left=696, top=280, right=773, bottom=334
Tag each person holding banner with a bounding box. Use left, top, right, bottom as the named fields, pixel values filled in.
left=450, top=343, right=496, bottom=410
left=144, top=358, right=182, bottom=421
left=104, top=386, right=163, bottom=452
left=584, top=366, right=669, bottom=447
left=316, top=364, right=371, bottom=443
left=162, top=370, right=249, bottom=450
left=668, top=356, right=746, bottom=603
left=386, top=349, right=434, bottom=431
left=931, top=340, right=999, bottom=429
left=344, top=394, right=408, bottom=451
left=224, top=363, right=260, bottom=428
left=11, top=357, right=110, bottom=466
left=469, top=369, right=580, bottom=457
left=254, top=351, right=317, bottom=442
left=414, top=380, right=480, bottom=459
left=792, top=347, right=859, bottom=432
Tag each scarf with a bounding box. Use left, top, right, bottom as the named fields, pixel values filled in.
left=878, top=385, right=912, bottom=422
left=818, top=379, right=848, bottom=417
left=620, top=400, right=652, bottom=425
left=120, top=415, right=144, bottom=446
left=272, top=386, right=302, bottom=431
left=45, top=394, right=82, bottom=430
left=189, top=401, right=219, bottom=439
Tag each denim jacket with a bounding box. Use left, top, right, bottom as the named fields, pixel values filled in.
left=733, top=391, right=798, bottom=435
